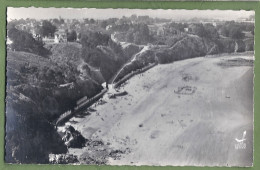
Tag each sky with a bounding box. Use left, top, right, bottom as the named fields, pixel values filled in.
left=7, top=7, right=255, bottom=21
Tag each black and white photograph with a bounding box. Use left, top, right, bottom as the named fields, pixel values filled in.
left=5, top=8, right=254, bottom=166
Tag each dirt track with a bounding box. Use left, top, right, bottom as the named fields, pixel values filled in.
left=64, top=54, right=254, bottom=166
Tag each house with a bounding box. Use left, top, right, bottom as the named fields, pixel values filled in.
left=188, top=24, right=198, bottom=34
left=33, top=34, right=42, bottom=42
left=184, top=27, right=190, bottom=32
left=31, top=29, right=42, bottom=42
left=212, top=22, right=217, bottom=27
left=76, top=32, right=81, bottom=42
left=6, top=37, right=13, bottom=51
left=165, top=27, right=181, bottom=36
left=148, top=25, right=158, bottom=35
left=54, top=29, right=67, bottom=43
left=15, top=24, right=27, bottom=31
left=6, top=37, right=13, bottom=45
left=157, top=27, right=165, bottom=36
left=106, top=25, right=113, bottom=30
left=42, top=37, right=55, bottom=44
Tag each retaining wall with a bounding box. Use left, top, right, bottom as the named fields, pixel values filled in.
left=56, top=89, right=107, bottom=125
left=114, top=63, right=157, bottom=88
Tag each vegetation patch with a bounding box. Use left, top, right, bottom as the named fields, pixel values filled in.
left=217, top=58, right=254, bottom=68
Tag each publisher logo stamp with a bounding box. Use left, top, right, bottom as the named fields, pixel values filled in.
left=235, top=131, right=246, bottom=150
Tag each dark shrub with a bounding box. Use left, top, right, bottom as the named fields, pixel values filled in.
left=8, top=27, right=50, bottom=56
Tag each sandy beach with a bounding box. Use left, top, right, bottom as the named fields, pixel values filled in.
left=62, top=54, right=254, bottom=166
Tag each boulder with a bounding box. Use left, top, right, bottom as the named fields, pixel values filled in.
left=62, top=125, right=87, bottom=148
left=49, top=154, right=79, bottom=164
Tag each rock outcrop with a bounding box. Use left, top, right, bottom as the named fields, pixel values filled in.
left=62, top=126, right=87, bottom=148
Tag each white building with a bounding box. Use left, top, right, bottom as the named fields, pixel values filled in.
left=54, top=29, right=67, bottom=43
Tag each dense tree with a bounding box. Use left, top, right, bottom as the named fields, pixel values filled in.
left=130, top=14, right=138, bottom=21
left=133, top=32, right=142, bottom=44
left=40, top=20, right=57, bottom=37
left=108, top=39, right=124, bottom=57
left=5, top=109, right=67, bottom=163
left=8, top=27, right=49, bottom=56
left=52, top=18, right=60, bottom=26
left=126, top=31, right=134, bottom=42
left=167, top=22, right=188, bottom=32
left=218, top=21, right=245, bottom=39
left=229, top=27, right=245, bottom=39
left=219, top=26, right=229, bottom=37
left=137, top=15, right=152, bottom=24
left=190, top=24, right=205, bottom=37
left=189, top=23, right=219, bottom=40
left=100, top=20, right=108, bottom=29
left=203, top=23, right=219, bottom=39
left=80, top=31, right=126, bottom=81
left=248, top=15, right=255, bottom=21
left=80, top=31, right=110, bottom=67
left=89, top=19, right=95, bottom=24
left=136, top=24, right=153, bottom=44
left=52, top=18, right=65, bottom=26
left=245, top=24, right=254, bottom=35
left=106, top=18, right=118, bottom=25
left=67, top=30, right=77, bottom=42
left=122, top=23, right=153, bottom=45
left=111, top=23, right=131, bottom=32
left=80, top=31, right=110, bottom=48
left=83, top=18, right=89, bottom=23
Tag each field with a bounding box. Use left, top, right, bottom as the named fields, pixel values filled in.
left=58, top=53, right=254, bottom=166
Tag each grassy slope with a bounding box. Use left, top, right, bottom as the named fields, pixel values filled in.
left=5, top=45, right=103, bottom=163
